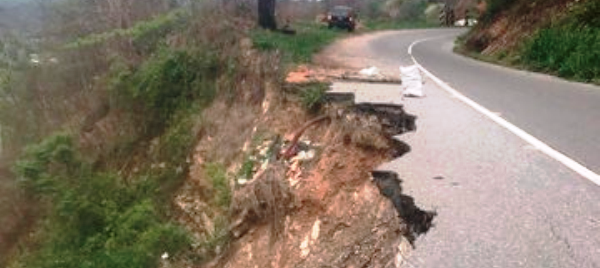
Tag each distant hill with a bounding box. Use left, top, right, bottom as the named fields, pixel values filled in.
left=0, top=0, right=44, bottom=35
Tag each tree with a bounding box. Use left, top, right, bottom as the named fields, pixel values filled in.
left=258, top=0, right=276, bottom=30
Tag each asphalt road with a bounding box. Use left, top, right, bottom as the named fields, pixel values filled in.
left=334, top=29, right=600, bottom=267
left=370, top=28, right=600, bottom=176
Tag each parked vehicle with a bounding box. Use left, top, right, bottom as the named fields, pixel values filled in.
left=327, top=6, right=356, bottom=32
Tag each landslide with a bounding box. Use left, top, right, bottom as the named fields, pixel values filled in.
left=196, top=84, right=434, bottom=268
left=0, top=2, right=435, bottom=267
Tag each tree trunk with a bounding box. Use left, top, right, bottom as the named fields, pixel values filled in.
left=258, top=0, right=277, bottom=30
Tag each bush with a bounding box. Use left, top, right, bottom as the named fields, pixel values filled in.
left=299, top=82, right=328, bottom=114
left=523, top=27, right=599, bottom=80
left=205, top=163, right=231, bottom=209
left=113, top=48, right=218, bottom=132
left=14, top=134, right=189, bottom=268
left=65, top=9, right=188, bottom=52
left=521, top=1, right=600, bottom=82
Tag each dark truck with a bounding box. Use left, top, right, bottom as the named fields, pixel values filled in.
left=327, top=6, right=356, bottom=32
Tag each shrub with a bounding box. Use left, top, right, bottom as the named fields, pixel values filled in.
left=521, top=0, right=600, bottom=82
left=299, top=82, right=328, bottom=113
left=14, top=134, right=189, bottom=268
left=113, top=48, right=218, bottom=133
left=205, top=163, right=231, bottom=209
left=65, top=9, right=188, bottom=52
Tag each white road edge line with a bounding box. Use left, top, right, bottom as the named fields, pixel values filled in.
left=408, top=37, right=600, bottom=187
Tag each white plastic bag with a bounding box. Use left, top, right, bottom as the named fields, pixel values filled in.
left=400, top=65, right=424, bottom=97
left=359, top=66, right=382, bottom=77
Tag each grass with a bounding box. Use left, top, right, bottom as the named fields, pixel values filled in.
left=205, top=163, right=231, bottom=209
left=189, top=162, right=231, bottom=262
left=459, top=0, right=600, bottom=85
left=250, top=19, right=437, bottom=64
left=250, top=23, right=342, bottom=64
left=238, top=155, right=256, bottom=181
left=299, top=82, right=328, bottom=114
left=521, top=26, right=600, bottom=83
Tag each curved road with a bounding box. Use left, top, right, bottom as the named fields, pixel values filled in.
left=338, top=29, right=600, bottom=267
left=371, top=28, right=600, bottom=176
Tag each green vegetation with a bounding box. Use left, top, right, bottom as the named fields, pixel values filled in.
left=205, top=163, right=231, bottom=209
left=5, top=42, right=220, bottom=267
left=2, top=0, right=444, bottom=266
left=522, top=27, right=599, bottom=82
left=461, top=0, right=600, bottom=84
left=250, top=23, right=341, bottom=63
left=14, top=134, right=188, bottom=268
left=299, top=82, right=328, bottom=114
left=521, top=1, right=600, bottom=83
left=112, top=47, right=218, bottom=132
left=238, top=155, right=256, bottom=181
left=1, top=1, right=244, bottom=266
left=65, top=10, right=188, bottom=51
left=197, top=163, right=231, bottom=261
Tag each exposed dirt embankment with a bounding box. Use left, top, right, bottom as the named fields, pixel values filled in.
left=200, top=94, right=431, bottom=268
left=169, top=31, right=435, bottom=268
left=463, top=0, right=573, bottom=56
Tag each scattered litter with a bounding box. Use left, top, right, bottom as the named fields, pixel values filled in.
left=454, top=18, right=478, bottom=27
left=300, top=235, right=311, bottom=258
left=296, top=150, right=315, bottom=161
left=399, top=65, right=424, bottom=98
left=359, top=66, right=383, bottom=78
left=161, top=252, right=169, bottom=259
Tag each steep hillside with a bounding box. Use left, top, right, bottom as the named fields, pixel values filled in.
left=462, top=0, right=599, bottom=83
left=463, top=0, right=573, bottom=55
left=1, top=1, right=437, bottom=267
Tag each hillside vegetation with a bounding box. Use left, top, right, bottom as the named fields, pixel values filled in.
left=462, top=0, right=600, bottom=84
left=0, top=1, right=265, bottom=267
left=0, top=0, right=444, bottom=267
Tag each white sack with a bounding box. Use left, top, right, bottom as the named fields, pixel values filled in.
left=400, top=65, right=424, bottom=97
left=359, top=66, right=382, bottom=77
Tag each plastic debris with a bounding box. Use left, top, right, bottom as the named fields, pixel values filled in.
left=359, top=66, right=382, bottom=78
left=399, top=65, right=424, bottom=98
left=295, top=150, right=316, bottom=162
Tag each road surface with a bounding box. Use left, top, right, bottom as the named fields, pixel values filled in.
left=324, top=29, right=600, bottom=268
